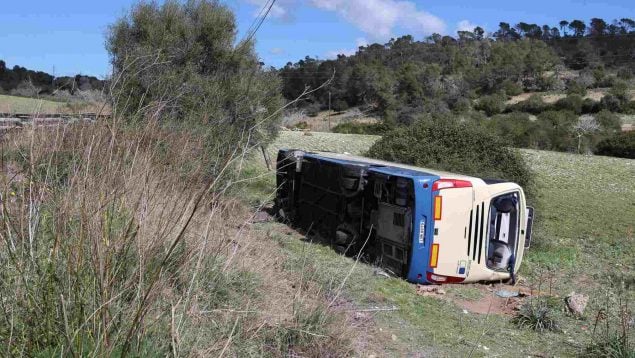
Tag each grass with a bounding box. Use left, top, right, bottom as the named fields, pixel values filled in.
left=0, top=94, right=66, bottom=113
left=243, top=130, right=635, bottom=357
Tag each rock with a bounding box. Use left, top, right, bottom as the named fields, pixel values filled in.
left=251, top=210, right=272, bottom=223
left=566, top=292, right=589, bottom=316
left=391, top=334, right=397, bottom=341
left=373, top=268, right=390, bottom=278
left=416, top=285, right=446, bottom=296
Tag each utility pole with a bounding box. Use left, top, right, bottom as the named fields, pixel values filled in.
left=328, top=91, right=332, bottom=131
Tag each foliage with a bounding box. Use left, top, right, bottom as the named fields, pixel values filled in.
left=555, top=94, right=584, bottom=114
left=567, top=81, right=588, bottom=96
left=366, top=116, right=535, bottom=192
left=484, top=112, right=541, bottom=148
left=512, top=298, right=560, bottom=332
left=596, top=131, right=635, bottom=158
left=331, top=121, right=394, bottom=135
left=508, top=94, right=550, bottom=114
left=106, top=0, right=283, bottom=153
left=536, top=110, right=578, bottom=151
left=0, top=60, right=103, bottom=95
left=499, top=79, right=524, bottom=96
left=475, top=93, right=507, bottom=116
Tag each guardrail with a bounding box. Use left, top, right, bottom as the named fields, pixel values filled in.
left=0, top=112, right=111, bottom=120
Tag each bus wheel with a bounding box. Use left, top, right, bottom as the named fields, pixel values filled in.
left=334, top=223, right=359, bottom=254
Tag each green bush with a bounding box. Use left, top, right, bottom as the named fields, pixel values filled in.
left=366, top=117, right=535, bottom=192
left=623, top=101, right=635, bottom=115
left=512, top=298, right=560, bottom=332
left=601, top=94, right=623, bottom=112
left=305, top=103, right=321, bottom=117
left=331, top=99, right=349, bottom=112
left=596, top=131, right=635, bottom=159
left=595, top=110, right=622, bottom=133
left=582, top=98, right=601, bottom=114
left=499, top=79, right=524, bottom=97
left=331, top=121, right=393, bottom=135
left=537, top=110, right=578, bottom=151
left=475, top=93, right=506, bottom=116
left=555, top=94, right=584, bottom=114
left=567, top=81, right=588, bottom=96
left=485, top=112, right=540, bottom=148
left=508, top=94, right=550, bottom=114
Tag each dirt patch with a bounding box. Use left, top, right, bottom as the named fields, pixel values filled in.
left=426, top=282, right=554, bottom=316
left=542, top=93, right=566, bottom=104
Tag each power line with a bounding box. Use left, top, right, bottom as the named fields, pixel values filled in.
left=236, top=0, right=276, bottom=52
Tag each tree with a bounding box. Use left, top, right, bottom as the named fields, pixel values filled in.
left=107, top=0, right=283, bottom=151
left=559, top=20, right=570, bottom=36
left=619, top=18, right=635, bottom=33
left=589, top=18, right=608, bottom=36
left=494, top=22, right=520, bottom=41
left=573, top=115, right=600, bottom=153
left=569, top=20, right=587, bottom=37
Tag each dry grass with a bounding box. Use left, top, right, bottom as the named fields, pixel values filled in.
left=283, top=109, right=380, bottom=132
left=0, top=94, right=111, bottom=115
left=0, top=119, right=356, bottom=356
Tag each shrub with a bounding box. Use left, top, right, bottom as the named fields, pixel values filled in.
left=475, top=93, right=506, bottom=116
left=305, top=103, right=321, bottom=117
left=555, top=94, right=584, bottom=114
left=596, top=131, right=635, bottom=159
left=499, top=79, right=524, bottom=97
left=582, top=98, right=601, bottom=114
left=617, top=66, right=633, bottom=80
left=595, top=110, right=622, bottom=133
left=451, top=97, right=472, bottom=113
left=485, top=112, right=540, bottom=148
left=567, top=81, right=588, bottom=96
left=332, top=121, right=393, bottom=135
left=601, top=94, right=623, bottom=112
left=609, top=80, right=630, bottom=102
left=508, top=94, right=549, bottom=114
left=513, top=298, right=560, bottom=332
left=536, top=110, right=578, bottom=151
left=623, top=101, right=635, bottom=115
left=331, top=99, right=349, bottom=112
left=366, top=117, right=535, bottom=192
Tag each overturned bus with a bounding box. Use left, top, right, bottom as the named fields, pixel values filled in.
left=275, top=149, right=534, bottom=285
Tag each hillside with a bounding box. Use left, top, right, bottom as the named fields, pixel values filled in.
left=241, top=131, right=635, bottom=356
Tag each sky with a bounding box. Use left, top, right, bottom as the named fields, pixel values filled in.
left=1, top=0, right=634, bottom=77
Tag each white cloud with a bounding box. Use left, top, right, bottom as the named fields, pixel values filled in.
left=241, top=0, right=446, bottom=39
left=269, top=47, right=286, bottom=55
left=310, top=0, right=445, bottom=40
left=325, top=37, right=368, bottom=59
left=355, top=37, right=368, bottom=47
left=244, top=0, right=297, bottom=21
left=325, top=48, right=357, bottom=59
left=456, top=20, right=478, bottom=33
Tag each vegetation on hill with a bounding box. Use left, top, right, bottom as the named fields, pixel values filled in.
left=278, top=17, right=635, bottom=157
left=0, top=60, right=104, bottom=96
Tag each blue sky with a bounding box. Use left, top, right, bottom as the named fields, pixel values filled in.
left=1, top=0, right=633, bottom=77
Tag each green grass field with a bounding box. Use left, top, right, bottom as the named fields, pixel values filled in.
left=244, top=131, right=635, bottom=357
left=0, top=94, right=66, bottom=114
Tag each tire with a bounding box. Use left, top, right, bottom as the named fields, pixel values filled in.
left=340, top=177, right=358, bottom=190
left=334, top=223, right=359, bottom=254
